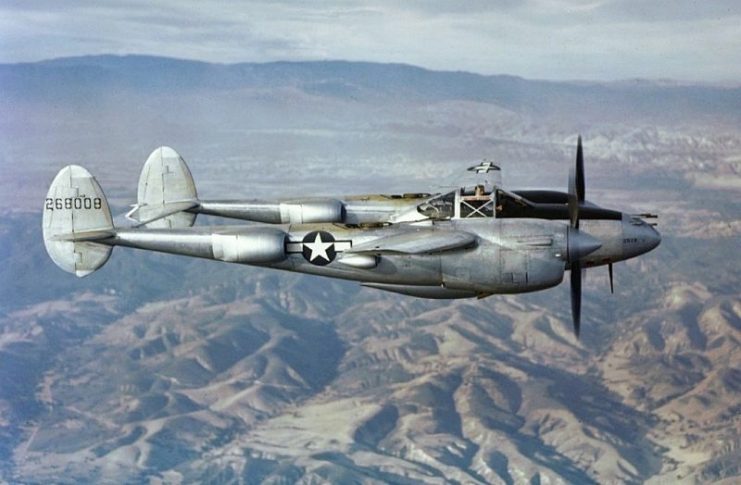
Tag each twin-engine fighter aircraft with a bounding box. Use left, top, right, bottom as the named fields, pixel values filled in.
left=42, top=138, right=660, bottom=337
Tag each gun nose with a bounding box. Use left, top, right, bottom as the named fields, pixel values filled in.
left=646, top=224, right=661, bottom=252
left=622, top=216, right=661, bottom=258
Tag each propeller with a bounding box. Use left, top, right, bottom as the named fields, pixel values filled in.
left=575, top=135, right=585, bottom=202
left=566, top=136, right=599, bottom=338
left=570, top=259, right=582, bottom=337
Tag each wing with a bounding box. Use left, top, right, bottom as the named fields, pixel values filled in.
left=348, top=229, right=476, bottom=255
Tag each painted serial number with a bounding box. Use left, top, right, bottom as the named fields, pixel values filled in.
left=45, top=197, right=102, bottom=210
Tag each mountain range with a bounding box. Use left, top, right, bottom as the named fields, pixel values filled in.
left=0, top=55, right=739, bottom=483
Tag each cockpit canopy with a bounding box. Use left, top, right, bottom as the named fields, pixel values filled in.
left=416, top=190, right=456, bottom=219
left=417, top=184, right=532, bottom=220
left=458, top=184, right=495, bottom=218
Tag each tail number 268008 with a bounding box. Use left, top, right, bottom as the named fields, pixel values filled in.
left=45, top=197, right=102, bottom=210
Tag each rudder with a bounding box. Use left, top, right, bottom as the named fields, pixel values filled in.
left=129, top=146, right=198, bottom=228
left=42, top=165, right=114, bottom=277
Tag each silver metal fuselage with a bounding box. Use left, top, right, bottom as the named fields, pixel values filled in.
left=106, top=214, right=659, bottom=298
left=43, top=153, right=661, bottom=305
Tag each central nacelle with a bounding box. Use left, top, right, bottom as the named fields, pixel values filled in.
left=441, top=221, right=568, bottom=294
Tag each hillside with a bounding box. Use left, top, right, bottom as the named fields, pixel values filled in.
left=1, top=56, right=739, bottom=483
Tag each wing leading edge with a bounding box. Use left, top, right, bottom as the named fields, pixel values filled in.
left=348, top=229, right=476, bottom=255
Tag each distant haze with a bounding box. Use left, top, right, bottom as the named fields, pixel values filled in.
left=0, top=1, right=740, bottom=83
left=0, top=53, right=739, bottom=484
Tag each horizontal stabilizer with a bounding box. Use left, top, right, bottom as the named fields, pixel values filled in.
left=349, top=230, right=476, bottom=255
left=126, top=200, right=199, bottom=226
left=51, top=229, right=116, bottom=242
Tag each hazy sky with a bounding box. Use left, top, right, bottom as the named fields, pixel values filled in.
left=1, top=0, right=739, bottom=82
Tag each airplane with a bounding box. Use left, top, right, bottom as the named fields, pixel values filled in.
left=42, top=138, right=660, bottom=337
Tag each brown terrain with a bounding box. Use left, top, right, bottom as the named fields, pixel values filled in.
left=0, top=57, right=738, bottom=483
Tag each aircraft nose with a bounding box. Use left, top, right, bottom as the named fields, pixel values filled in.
left=623, top=216, right=661, bottom=258
left=646, top=224, right=661, bottom=252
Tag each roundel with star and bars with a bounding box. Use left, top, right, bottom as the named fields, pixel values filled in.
left=301, top=231, right=337, bottom=266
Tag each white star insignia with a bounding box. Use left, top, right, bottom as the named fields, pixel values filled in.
left=304, top=232, right=334, bottom=262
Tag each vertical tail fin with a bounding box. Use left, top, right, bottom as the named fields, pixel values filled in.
left=127, top=146, right=198, bottom=228
left=42, top=165, right=114, bottom=277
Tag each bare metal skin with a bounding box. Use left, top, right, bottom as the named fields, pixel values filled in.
left=43, top=141, right=660, bottom=337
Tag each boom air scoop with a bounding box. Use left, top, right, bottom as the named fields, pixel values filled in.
left=42, top=165, right=114, bottom=277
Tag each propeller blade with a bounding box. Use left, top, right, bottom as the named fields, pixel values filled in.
left=571, top=261, right=582, bottom=338
left=576, top=135, right=585, bottom=202
left=608, top=263, right=614, bottom=294
left=568, top=167, right=579, bottom=229
left=566, top=136, right=590, bottom=338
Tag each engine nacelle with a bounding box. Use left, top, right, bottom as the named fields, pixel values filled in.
left=521, top=257, right=565, bottom=291
left=212, top=228, right=287, bottom=263
left=441, top=226, right=567, bottom=294
left=279, top=198, right=344, bottom=224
